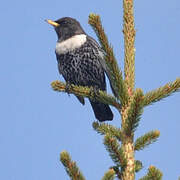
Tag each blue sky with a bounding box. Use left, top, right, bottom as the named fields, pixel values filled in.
left=1, top=0, right=180, bottom=179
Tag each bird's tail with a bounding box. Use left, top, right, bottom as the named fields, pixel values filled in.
left=89, top=100, right=113, bottom=121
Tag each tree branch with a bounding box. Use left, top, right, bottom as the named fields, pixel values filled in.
left=123, top=89, right=144, bottom=136
left=139, top=166, right=163, bottom=180
left=143, top=78, right=180, bottom=107
left=102, top=169, right=115, bottom=180
left=60, top=151, right=85, bottom=180
left=123, top=0, right=136, bottom=94
left=134, top=130, right=160, bottom=151
left=93, top=122, right=123, bottom=141
left=104, top=134, right=127, bottom=171
left=88, top=14, right=128, bottom=105
left=51, top=80, right=121, bottom=109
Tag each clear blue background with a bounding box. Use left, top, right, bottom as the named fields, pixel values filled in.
left=1, top=0, right=180, bottom=179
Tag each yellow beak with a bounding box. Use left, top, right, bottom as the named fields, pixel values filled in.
left=45, top=19, right=59, bottom=27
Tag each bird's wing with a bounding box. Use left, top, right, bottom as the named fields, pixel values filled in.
left=87, top=36, right=110, bottom=76
left=87, top=36, right=116, bottom=95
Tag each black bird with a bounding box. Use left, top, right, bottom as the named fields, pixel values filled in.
left=46, top=17, right=113, bottom=121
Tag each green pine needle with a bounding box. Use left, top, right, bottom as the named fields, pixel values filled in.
left=124, top=88, right=144, bottom=135
left=135, top=160, right=143, bottom=173
left=102, top=169, right=115, bottom=180
left=51, top=80, right=120, bottom=109
left=139, top=166, right=163, bottom=180
left=104, top=134, right=127, bottom=169
left=123, top=0, right=136, bottom=93
left=93, top=122, right=122, bottom=141
left=134, top=130, right=160, bottom=151
left=88, top=13, right=128, bottom=105
left=143, top=78, right=180, bottom=107
left=60, top=151, right=85, bottom=180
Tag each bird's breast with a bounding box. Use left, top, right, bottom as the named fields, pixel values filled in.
left=55, top=34, right=87, bottom=55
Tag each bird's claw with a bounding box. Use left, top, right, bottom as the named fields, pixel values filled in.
left=90, top=86, right=100, bottom=100
left=65, top=82, right=72, bottom=95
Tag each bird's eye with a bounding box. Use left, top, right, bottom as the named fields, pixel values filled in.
left=61, top=21, right=67, bottom=25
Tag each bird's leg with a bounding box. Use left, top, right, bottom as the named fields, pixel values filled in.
left=89, top=86, right=100, bottom=100
left=65, top=82, right=72, bottom=96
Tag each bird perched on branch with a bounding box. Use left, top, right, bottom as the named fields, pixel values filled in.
left=46, top=17, right=113, bottom=121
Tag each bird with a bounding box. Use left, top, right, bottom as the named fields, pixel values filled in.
left=46, top=17, right=113, bottom=121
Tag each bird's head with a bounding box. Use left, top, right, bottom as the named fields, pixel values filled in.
left=45, top=17, right=85, bottom=42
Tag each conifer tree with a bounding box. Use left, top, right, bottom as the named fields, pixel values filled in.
left=51, top=0, right=180, bottom=179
